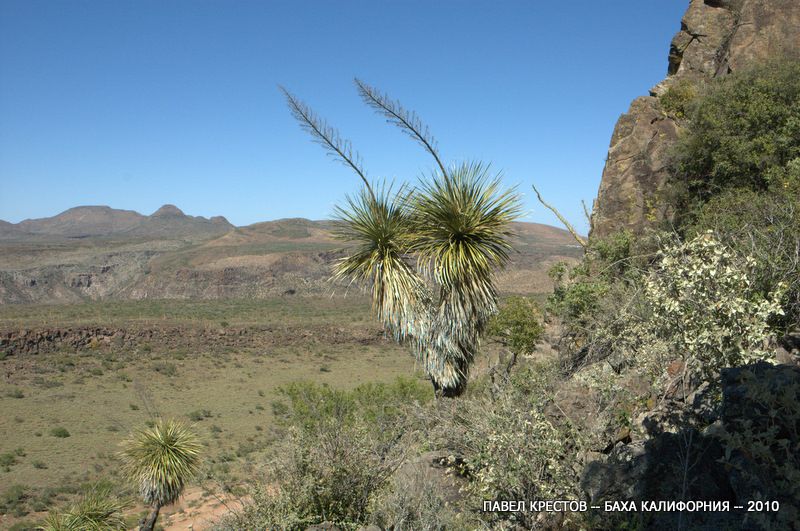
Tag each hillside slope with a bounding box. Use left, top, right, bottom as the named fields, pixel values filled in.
left=0, top=211, right=582, bottom=304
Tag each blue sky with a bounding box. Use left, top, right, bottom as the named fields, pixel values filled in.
left=0, top=0, right=687, bottom=233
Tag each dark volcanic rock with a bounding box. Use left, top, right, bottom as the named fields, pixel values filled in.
left=0, top=324, right=388, bottom=357
left=591, top=0, right=800, bottom=239
left=591, top=97, right=680, bottom=239
left=580, top=362, right=800, bottom=530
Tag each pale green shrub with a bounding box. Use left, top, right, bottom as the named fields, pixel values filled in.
left=424, top=363, right=581, bottom=528
left=618, top=232, right=784, bottom=383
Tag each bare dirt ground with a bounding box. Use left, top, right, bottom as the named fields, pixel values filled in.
left=158, top=487, right=245, bottom=530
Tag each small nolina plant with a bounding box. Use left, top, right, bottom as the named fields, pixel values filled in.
left=120, top=419, right=201, bottom=531
left=40, top=488, right=126, bottom=531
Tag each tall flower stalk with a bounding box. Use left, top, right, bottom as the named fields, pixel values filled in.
left=283, top=80, right=521, bottom=396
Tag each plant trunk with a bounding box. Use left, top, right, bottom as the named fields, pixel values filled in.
left=139, top=502, right=161, bottom=531
left=432, top=377, right=467, bottom=398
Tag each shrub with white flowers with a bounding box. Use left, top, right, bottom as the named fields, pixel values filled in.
left=633, top=232, right=784, bottom=381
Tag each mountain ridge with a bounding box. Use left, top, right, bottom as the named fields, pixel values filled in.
left=3, top=204, right=234, bottom=240
left=0, top=205, right=582, bottom=304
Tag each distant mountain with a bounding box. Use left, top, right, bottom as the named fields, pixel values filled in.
left=123, top=204, right=233, bottom=239
left=0, top=220, right=22, bottom=237
left=0, top=206, right=583, bottom=304
left=14, top=205, right=145, bottom=237
left=3, top=205, right=233, bottom=240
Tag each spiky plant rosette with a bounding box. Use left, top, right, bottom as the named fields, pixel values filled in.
left=411, top=162, right=519, bottom=317
left=120, top=419, right=201, bottom=507
left=283, top=79, right=521, bottom=395
left=408, top=163, right=520, bottom=390
left=332, top=184, right=432, bottom=343
left=40, top=488, right=127, bottom=531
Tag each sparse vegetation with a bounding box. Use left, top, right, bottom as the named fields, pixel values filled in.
left=8, top=388, right=25, bottom=399
left=187, top=409, right=212, bottom=422
left=221, top=378, right=430, bottom=529
left=50, top=427, right=71, bottom=439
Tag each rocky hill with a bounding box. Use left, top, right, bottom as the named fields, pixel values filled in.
left=0, top=209, right=582, bottom=304
left=591, top=0, right=800, bottom=238
left=5, top=205, right=233, bottom=240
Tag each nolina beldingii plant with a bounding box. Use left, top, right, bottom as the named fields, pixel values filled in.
left=282, top=80, right=521, bottom=396
left=120, top=419, right=201, bottom=531
left=39, top=488, right=127, bottom=531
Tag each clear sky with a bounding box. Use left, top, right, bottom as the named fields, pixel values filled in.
left=0, top=0, right=688, bottom=233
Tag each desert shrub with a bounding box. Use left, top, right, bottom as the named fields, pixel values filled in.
left=689, top=186, right=800, bottom=329
left=50, top=427, right=71, bottom=438
left=0, top=451, right=17, bottom=471
left=611, top=232, right=784, bottom=385
left=225, top=378, right=430, bottom=529
left=187, top=409, right=212, bottom=422
left=369, top=465, right=459, bottom=530
left=658, top=78, right=699, bottom=119
left=0, top=485, right=29, bottom=517
left=7, top=387, right=24, bottom=399
left=547, top=230, right=658, bottom=364
left=422, top=361, right=582, bottom=529
left=670, top=58, right=800, bottom=209
left=487, top=296, right=544, bottom=356
left=152, top=361, right=177, bottom=377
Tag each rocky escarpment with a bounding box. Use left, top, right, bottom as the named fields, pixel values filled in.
left=0, top=324, right=388, bottom=357
left=591, top=0, right=800, bottom=239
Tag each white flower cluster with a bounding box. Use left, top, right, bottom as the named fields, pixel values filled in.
left=634, top=232, right=784, bottom=381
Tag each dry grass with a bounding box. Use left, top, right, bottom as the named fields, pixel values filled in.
left=0, top=296, right=421, bottom=527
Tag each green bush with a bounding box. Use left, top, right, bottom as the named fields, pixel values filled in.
left=670, top=58, right=800, bottom=208
left=487, top=296, right=544, bottom=356
left=224, top=378, right=431, bottom=529
left=50, top=427, right=71, bottom=438
left=0, top=452, right=17, bottom=471
left=658, top=78, right=699, bottom=119
left=689, top=186, right=800, bottom=328
left=611, top=233, right=784, bottom=384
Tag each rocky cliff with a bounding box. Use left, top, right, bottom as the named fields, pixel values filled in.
left=590, top=0, right=800, bottom=239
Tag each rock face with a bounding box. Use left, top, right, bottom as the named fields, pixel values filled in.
left=580, top=361, right=800, bottom=530
left=590, top=0, right=800, bottom=239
